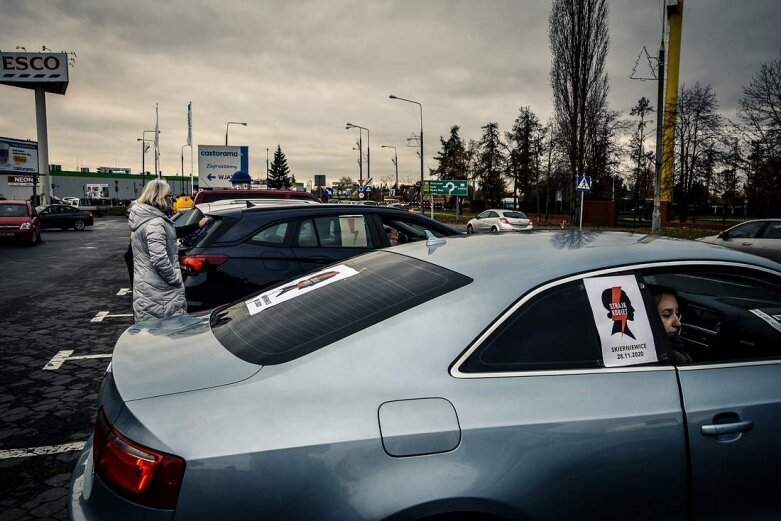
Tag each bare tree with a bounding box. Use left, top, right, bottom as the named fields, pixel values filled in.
left=737, top=52, right=781, bottom=216
left=549, top=0, right=610, bottom=205
left=738, top=52, right=781, bottom=157
left=670, top=83, right=722, bottom=222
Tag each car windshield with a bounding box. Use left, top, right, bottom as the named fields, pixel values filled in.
left=211, top=251, right=472, bottom=365
left=504, top=212, right=528, bottom=219
left=0, top=204, right=28, bottom=217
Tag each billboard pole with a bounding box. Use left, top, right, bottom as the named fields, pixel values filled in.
left=35, top=88, right=50, bottom=205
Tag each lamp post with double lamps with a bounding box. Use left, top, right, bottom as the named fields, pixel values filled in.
left=225, top=121, right=247, bottom=146
left=137, top=135, right=155, bottom=187
left=346, top=123, right=370, bottom=184
left=389, top=95, right=423, bottom=213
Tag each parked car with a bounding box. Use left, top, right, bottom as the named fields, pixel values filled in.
left=466, top=208, right=533, bottom=233
left=192, top=188, right=319, bottom=205
left=62, top=196, right=80, bottom=206
left=69, top=231, right=781, bottom=520
left=696, top=218, right=781, bottom=263
left=179, top=204, right=460, bottom=310
left=36, top=204, right=94, bottom=231
left=0, top=199, right=40, bottom=245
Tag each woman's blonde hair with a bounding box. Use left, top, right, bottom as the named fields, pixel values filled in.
left=136, top=179, right=171, bottom=210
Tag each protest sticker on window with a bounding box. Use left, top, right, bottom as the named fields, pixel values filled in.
left=583, top=275, right=658, bottom=367
left=245, top=264, right=359, bottom=316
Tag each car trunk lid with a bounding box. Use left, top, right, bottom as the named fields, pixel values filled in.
left=111, top=314, right=261, bottom=401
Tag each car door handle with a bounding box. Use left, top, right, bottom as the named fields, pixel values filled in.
left=307, top=256, right=331, bottom=263
left=701, top=420, right=753, bottom=436
left=741, top=242, right=752, bottom=246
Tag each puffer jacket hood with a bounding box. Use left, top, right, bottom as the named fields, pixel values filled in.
left=128, top=202, right=168, bottom=232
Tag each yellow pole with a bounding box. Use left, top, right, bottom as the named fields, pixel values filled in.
left=661, top=0, right=684, bottom=203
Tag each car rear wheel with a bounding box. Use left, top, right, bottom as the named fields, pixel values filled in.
left=490, top=226, right=498, bottom=233
left=74, top=220, right=86, bottom=231
left=467, top=224, right=474, bottom=234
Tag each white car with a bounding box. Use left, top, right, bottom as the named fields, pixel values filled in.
left=467, top=209, right=533, bottom=233
left=62, top=197, right=80, bottom=206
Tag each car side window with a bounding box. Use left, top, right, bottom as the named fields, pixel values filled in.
left=762, top=222, right=781, bottom=239
left=460, top=281, right=604, bottom=373
left=642, top=268, right=781, bottom=364
left=381, top=217, right=445, bottom=243
left=295, top=219, right=318, bottom=247
left=311, top=215, right=373, bottom=248
left=477, top=211, right=490, bottom=219
left=250, top=221, right=289, bottom=246
left=727, top=221, right=764, bottom=239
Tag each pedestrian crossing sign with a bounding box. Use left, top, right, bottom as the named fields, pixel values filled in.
left=576, top=176, right=592, bottom=192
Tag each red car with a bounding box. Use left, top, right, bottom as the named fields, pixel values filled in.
left=0, top=199, right=41, bottom=245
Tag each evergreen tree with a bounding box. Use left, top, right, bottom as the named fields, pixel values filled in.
left=267, top=145, right=292, bottom=189
left=506, top=107, right=542, bottom=208
left=430, top=126, right=468, bottom=180
left=475, top=122, right=507, bottom=208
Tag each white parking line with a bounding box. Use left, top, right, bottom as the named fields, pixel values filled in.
left=43, top=350, right=112, bottom=370
left=91, top=310, right=133, bottom=322
left=116, top=288, right=131, bottom=296
left=0, top=441, right=86, bottom=460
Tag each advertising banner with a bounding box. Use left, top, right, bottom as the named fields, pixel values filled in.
left=197, top=145, right=249, bottom=189
left=7, top=175, right=41, bottom=187
left=0, top=137, right=39, bottom=174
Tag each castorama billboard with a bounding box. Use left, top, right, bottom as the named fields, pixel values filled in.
left=198, top=145, right=249, bottom=189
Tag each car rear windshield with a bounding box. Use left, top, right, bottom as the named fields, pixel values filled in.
left=504, top=211, right=527, bottom=219
left=0, top=204, right=28, bottom=217
left=211, top=251, right=472, bottom=365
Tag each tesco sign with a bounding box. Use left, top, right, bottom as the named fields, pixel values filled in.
left=2, top=55, right=64, bottom=71
left=0, top=52, right=69, bottom=94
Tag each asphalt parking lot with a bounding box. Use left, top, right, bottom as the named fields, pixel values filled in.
left=0, top=218, right=132, bottom=520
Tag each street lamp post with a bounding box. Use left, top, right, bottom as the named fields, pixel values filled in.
left=389, top=95, right=423, bottom=213
left=266, top=148, right=270, bottom=187
left=225, top=121, right=247, bottom=146
left=180, top=145, right=190, bottom=194
left=381, top=145, right=398, bottom=192
left=140, top=129, right=159, bottom=186
left=346, top=123, right=370, bottom=184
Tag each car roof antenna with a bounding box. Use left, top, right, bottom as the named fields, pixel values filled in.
left=246, top=201, right=255, bottom=208
left=425, top=230, right=447, bottom=255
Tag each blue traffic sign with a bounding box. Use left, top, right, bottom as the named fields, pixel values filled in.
left=576, top=176, right=591, bottom=192
left=324, top=187, right=333, bottom=196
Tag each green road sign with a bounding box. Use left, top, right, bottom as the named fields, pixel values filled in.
left=423, top=179, right=468, bottom=196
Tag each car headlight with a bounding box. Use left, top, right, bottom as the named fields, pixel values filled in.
left=20, top=223, right=32, bottom=230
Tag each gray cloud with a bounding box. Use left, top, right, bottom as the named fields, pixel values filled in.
left=1, top=0, right=780, bottom=184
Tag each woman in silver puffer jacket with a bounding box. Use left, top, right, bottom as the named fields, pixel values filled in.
left=128, top=180, right=187, bottom=322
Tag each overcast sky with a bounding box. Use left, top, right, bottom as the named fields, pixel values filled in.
left=1, top=0, right=780, bottom=186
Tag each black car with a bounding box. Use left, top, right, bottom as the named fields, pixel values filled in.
left=36, top=204, right=94, bottom=231
left=180, top=204, right=462, bottom=310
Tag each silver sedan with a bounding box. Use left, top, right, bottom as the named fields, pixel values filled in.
left=70, top=231, right=781, bottom=520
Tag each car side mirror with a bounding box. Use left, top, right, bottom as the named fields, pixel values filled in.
left=718, top=231, right=728, bottom=240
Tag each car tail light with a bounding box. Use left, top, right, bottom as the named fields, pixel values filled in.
left=499, top=218, right=509, bottom=224
left=180, top=253, right=228, bottom=273
left=93, top=408, right=185, bottom=509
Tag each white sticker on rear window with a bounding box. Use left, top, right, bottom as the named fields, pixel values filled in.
left=749, top=308, right=781, bottom=333
left=245, top=265, right=359, bottom=316
left=583, top=275, right=658, bottom=367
